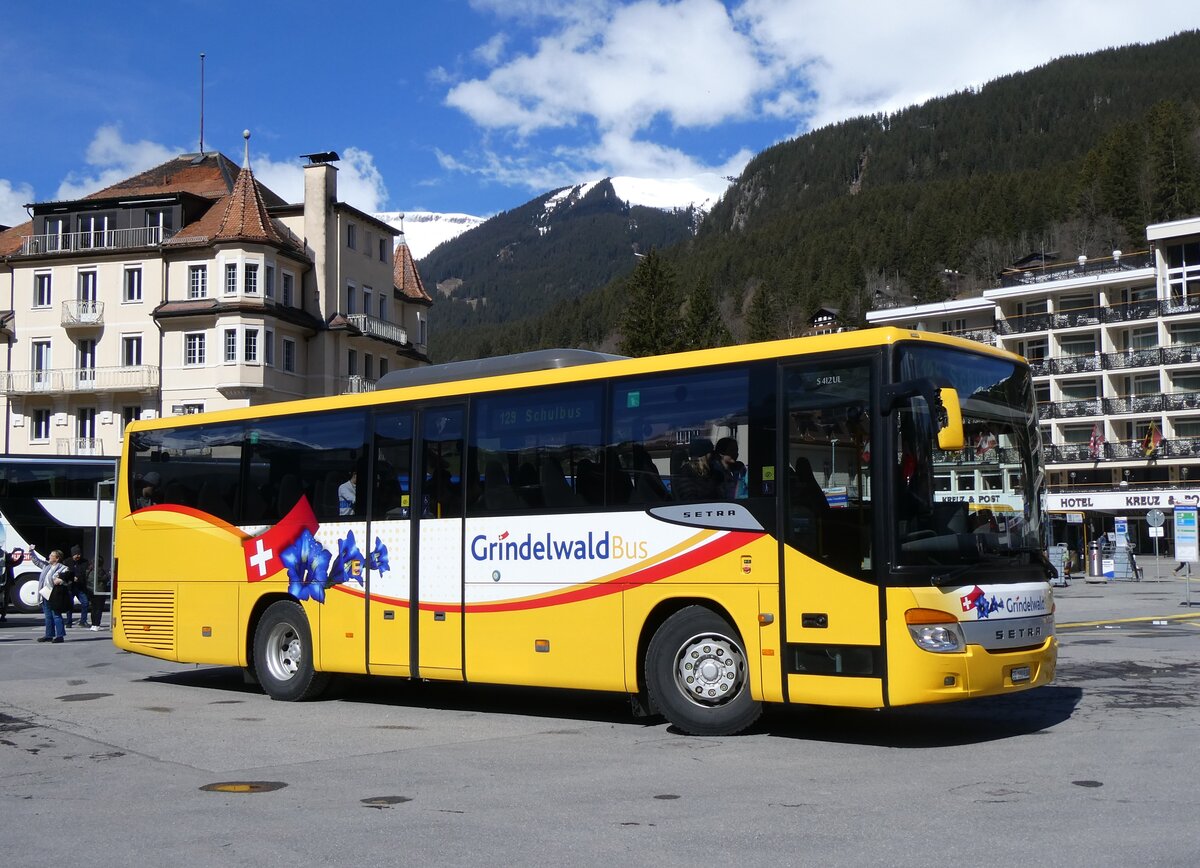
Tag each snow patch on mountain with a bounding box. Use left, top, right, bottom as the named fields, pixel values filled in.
left=374, top=210, right=486, bottom=260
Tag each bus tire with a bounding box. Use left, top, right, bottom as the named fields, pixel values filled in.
left=11, top=573, right=42, bottom=614
left=252, top=601, right=331, bottom=701
left=645, top=606, right=762, bottom=736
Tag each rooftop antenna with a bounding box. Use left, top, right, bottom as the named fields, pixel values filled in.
left=199, top=52, right=206, bottom=155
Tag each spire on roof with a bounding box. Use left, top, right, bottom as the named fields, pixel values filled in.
left=394, top=229, right=432, bottom=303
left=213, top=130, right=284, bottom=244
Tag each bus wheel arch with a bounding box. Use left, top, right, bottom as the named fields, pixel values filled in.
left=251, top=598, right=331, bottom=702
left=642, top=602, right=762, bottom=736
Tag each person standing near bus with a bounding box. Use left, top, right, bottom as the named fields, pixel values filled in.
left=0, top=544, right=8, bottom=623
left=30, top=548, right=70, bottom=643
left=66, top=545, right=96, bottom=630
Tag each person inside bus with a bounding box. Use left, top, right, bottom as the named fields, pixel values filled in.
left=136, top=471, right=161, bottom=509
left=0, top=544, right=8, bottom=624
left=337, top=470, right=358, bottom=516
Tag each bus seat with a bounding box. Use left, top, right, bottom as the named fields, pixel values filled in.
left=483, top=461, right=524, bottom=510
left=540, top=457, right=582, bottom=507
left=276, top=473, right=303, bottom=518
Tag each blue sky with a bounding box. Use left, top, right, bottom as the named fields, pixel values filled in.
left=1, top=1, right=1197, bottom=226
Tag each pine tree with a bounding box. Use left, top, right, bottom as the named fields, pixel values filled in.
left=1146, top=100, right=1200, bottom=222
left=681, top=282, right=732, bottom=350
left=618, top=249, right=682, bottom=357
left=745, top=284, right=779, bottom=342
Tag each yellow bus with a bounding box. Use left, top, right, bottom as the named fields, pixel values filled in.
left=113, top=328, right=1056, bottom=735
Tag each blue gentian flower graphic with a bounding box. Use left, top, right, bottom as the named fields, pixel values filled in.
left=279, top=528, right=331, bottom=602
left=328, top=529, right=366, bottom=586
left=368, top=537, right=390, bottom=573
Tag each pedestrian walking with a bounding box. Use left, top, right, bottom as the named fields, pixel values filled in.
left=30, top=548, right=71, bottom=643
left=66, top=545, right=96, bottom=630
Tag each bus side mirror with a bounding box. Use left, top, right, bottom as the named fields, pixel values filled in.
left=936, top=387, right=964, bottom=451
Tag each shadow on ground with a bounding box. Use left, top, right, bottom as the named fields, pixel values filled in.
left=144, top=667, right=1081, bottom=747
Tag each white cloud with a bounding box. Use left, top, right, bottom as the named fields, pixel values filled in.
left=55, top=125, right=178, bottom=200
left=443, top=0, right=1198, bottom=194
left=0, top=178, right=35, bottom=227
left=254, top=146, right=388, bottom=212
left=34, top=126, right=389, bottom=217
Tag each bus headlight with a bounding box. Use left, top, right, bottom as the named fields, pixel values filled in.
left=905, top=608, right=965, bottom=653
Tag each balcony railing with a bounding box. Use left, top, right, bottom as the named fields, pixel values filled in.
left=1055, top=398, right=1103, bottom=418
left=998, top=251, right=1154, bottom=288
left=1029, top=343, right=1200, bottom=378
left=346, top=314, right=409, bottom=346
left=1104, top=395, right=1165, bottom=415
left=62, top=299, right=104, bottom=327
left=1102, top=298, right=1160, bottom=323
left=1049, top=354, right=1101, bottom=375
left=1045, top=436, right=1200, bottom=463
left=341, top=375, right=378, bottom=394
left=4, top=365, right=160, bottom=395
left=19, top=226, right=172, bottom=256
left=56, top=438, right=101, bottom=456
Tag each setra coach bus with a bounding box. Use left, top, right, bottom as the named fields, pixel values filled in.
left=113, top=328, right=1056, bottom=735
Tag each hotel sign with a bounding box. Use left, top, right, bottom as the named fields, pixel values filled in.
left=1047, top=489, right=1200, bottom=512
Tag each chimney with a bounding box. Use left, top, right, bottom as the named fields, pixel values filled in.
left=302, top=152, right=340, bottom=318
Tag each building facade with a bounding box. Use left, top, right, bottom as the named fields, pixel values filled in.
left=867, top=215, right=1200, bottom=557
left=0, top=145, right=431, bottom=458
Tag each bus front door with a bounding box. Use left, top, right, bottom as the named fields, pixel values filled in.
left=366, top=405, right=465, bottom=680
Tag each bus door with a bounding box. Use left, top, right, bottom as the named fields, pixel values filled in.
left=366, top=405, right=465, bottom=678
left=780, top=358, right=884, bottom=707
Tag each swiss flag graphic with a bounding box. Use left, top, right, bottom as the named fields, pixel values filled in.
left=242, top=496, right=319, bottom=582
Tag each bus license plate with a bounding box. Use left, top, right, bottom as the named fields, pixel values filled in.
left=1010, top=665, right=1031, bottom=684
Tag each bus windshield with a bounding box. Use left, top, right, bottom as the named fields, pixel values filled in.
left=893, top=344, right=1046, bottom=582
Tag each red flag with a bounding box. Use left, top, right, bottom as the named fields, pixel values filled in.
left=242, top=495, right=319, bottom=582
left=975, top=431, right=997, bottom=457
left=1089, top=424, right=1104, bottom=460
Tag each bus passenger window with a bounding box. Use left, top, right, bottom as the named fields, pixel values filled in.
left=469, top=385, right=603, bottom=516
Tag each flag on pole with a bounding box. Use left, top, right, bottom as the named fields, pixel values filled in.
left=1141, top=421, right=1163, bottom=457
left=1088, top=423, right=1104, bottom=460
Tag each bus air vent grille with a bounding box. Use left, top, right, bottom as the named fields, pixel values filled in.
left=118, top=589, right=176, bottom=653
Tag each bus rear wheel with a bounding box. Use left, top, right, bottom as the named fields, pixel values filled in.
left=253, top=601, right=331, bottom=701
left=645, top=606, right=762, bottom=736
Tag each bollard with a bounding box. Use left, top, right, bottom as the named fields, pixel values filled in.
left=1086, top=540, right=1106, bottom=583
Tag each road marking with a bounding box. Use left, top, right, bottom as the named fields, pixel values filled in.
left=1059, top=612, right=1200, bottom=630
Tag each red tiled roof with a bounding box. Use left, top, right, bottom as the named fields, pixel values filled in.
left=394, top=238, right=432, bottom=303
left=84, top=152, right=248, bottom=202
left=213, top=164, right=287, bottom=244
left=0, top=221, right=30, bottom=256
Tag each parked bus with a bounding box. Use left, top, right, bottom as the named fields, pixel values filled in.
left=1, top=456, right=116, bottom=613
left=113, top=329, right=1056, bottom=735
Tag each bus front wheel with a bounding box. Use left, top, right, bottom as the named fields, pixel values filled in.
left=11, top=573, right=42, bottom=614
left=253, top=601, right=331, bottom=701
left=645, top=606, right=762, bottom=736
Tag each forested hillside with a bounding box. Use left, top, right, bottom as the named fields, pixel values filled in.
left=421, top=179, right=697, bottom=346
left=426, top=30, right=1200, bottom=361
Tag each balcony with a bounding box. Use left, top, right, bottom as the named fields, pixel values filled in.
left=1054, top=398, right=1103, bottom=418
left=346, top=314, right=409, bottom=346
left=56, top=438, right=102, bottom=456
left=1045, top=436, right=1200, bottom=463
left=998, top=250, right=1154, bottom=288
left=1104, top=395, right=1165, bottom=415
left=4, top=365, right=160, bottom=395
left=62, top=299, right=105, bottom=328
left=1102, top=298, right=1160, bottom=323
left=1104, top=347, right=1162, bottom=370
left=19, top=226, right=172, bottom=257
left=341, top=375, right=378, bottom=394
left=1049, top=354, right=1101, bottom=375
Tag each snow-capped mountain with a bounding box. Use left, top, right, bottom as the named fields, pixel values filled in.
left=374, top=211, right=486, bottom=260
left=376, top=174, right=729, bottom=261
